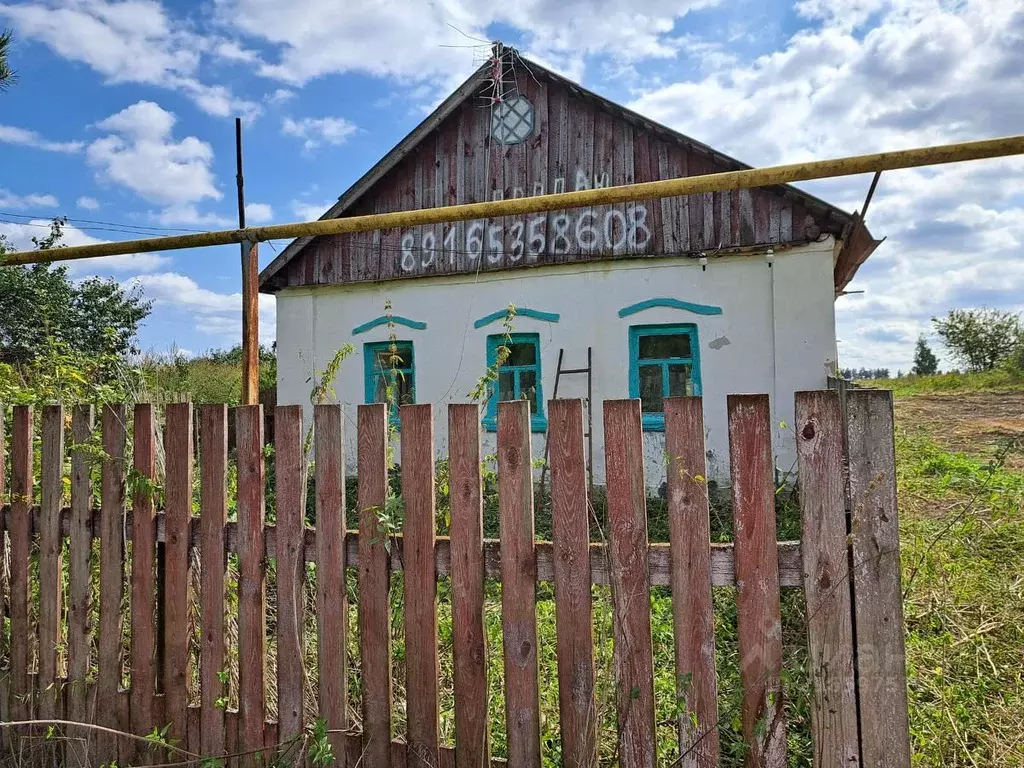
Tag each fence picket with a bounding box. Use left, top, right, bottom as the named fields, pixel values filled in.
left=200, top=405, right=229, bottom=758
left=236, top=405, right=267, bottom=767
left=226, top=708, right=240, bottom=768
left=795, top=391, right=860, bottom=767
left=165, top=403, right=194, bottom=748
left=356, top=404, right=390, bottom=767
left=401, top=404, right=440, bottom=768
left=603, top=399, right=656, bottom=768
left=67, top=405, right=95, bottom=759
left=664, top=397, right=719, bottom=767
left=276, top=405, right=306, bottom=755
left=316, top=403, right=349, bottom=766
left=39, top=405, right=64, bottom=728
left=0, top=406, right=5, bottom=751
left=10, top=406, right=33, bottom=726
left=448, top=403, right=490, bottom=768
left=548, top=399, right=596, bottom=768
left=132, top=404, right=159, bottom=763
left=847, top=390, right=911, bottom=768
left=188, top=704, right=202, bottom=757
left=728, top=394, right=787, bottom=767
left=497, top=400, right=541, bottom=768
left=98, top=404, right=127, bottom=763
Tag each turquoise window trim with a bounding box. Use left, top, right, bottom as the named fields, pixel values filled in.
left=481, top=333, right=547, bottom=433
left=363, top=340, right=416, bottom=427
left=473, top=307, right=560, bottom=330
left=628, top=324, right=702, bottom=432
left=352, top=315, right=427, bottom=335
left=618, top=298, right=722, bottom=318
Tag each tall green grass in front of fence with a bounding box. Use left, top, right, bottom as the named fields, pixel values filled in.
left=898, top=432, right=1024, bottom=767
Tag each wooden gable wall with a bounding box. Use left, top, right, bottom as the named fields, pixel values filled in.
left=273, top=72, right=847, bottom=289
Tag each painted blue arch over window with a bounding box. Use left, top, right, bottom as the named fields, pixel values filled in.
left=473, top=307, right=560, bottom=330
left=618, top=298, right=722, bottom=318
left=352, top=315, right=427, bottom=335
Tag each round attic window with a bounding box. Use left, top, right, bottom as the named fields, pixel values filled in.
left=491, top=95, right=535, bottom=145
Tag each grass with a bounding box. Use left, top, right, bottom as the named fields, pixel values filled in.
left=4, top=369, right=1022, bottom=766
left=862, top=368, right=1024, bottom=397
left=897, top=431, right=1024, bottom=767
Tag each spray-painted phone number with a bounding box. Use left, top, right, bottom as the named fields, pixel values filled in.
left=399, top=205, right=652, bottom=272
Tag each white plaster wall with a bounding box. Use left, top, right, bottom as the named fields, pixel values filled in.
left=274, top=239, right=838, bottom=487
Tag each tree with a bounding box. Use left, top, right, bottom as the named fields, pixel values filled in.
left=0, top=29, right=16, bottom=91
left=840, top=367, right=891, bottom=380
left=912, top=335, right=939, bottom=375
left=932, top=307, right=1022, bottom=372
left=0, top=219, right=152, bottom=365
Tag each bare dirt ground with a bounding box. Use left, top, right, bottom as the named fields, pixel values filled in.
left=896, top=390, right=1024, bottom=470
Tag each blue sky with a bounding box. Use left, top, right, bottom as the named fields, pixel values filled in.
left=1, top=0, right=1022, bottom=371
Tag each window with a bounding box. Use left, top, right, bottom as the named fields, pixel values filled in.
left=628, top=324, right=701, bottom=430
left=364, top=341, right=415, bottom=424
left=483, top=333, right=546, bottom=432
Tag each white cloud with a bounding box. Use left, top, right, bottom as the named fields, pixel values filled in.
left=0, top=189, right=59, bottom=209
left=625, top=0, right=1024, bottom=371
left=0, top=124, right=83, bottom=152
left=244, top=202, right=274, bottom=223
left=214, top=39, right=260, bottom=64
left=153, top=204, right=233, bottom=228
left=267, top=88, right=294, bottom=105
left=215, top=0, right=715, bottom=86
left=0, top=0, right=260, bottom=118
left=87, top=101, right=221, bottom=207
left=281, top=116, right=357, bottom=150
left=290, top=199, right=334, bottom=221
left=76, top=196, right=101, bottom=210
left=125, top=271, right=276, bottom=339
left=0, top=219, right=172, bottom=274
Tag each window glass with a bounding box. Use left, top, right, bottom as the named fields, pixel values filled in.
left=498, top=370, right=516, bottom=402
left=506, top=341, right=537, bottom=366
left=638, top=365, right=664, bottom=413
left=374, top=345, right=412, bottom=370
left=667, top=364, right=694, bottom=398
left=639, top=333, right=691, bottom=360
left=519, top=370, right=538, bottom=413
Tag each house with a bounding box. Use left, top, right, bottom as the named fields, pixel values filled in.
left=259, top=45, right=880, bottom=486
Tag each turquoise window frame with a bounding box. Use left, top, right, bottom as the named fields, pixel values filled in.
left=363, top=340, right=416, bottom=427
left=628, top=324, right=702, bottom=431
left=482, top=333, right=547, bottom=432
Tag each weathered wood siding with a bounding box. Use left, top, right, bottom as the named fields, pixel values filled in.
left=277, top=73, right=840, bottom=288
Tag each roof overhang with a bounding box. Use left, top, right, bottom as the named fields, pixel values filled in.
left=259, top=48, right=881, bottom=295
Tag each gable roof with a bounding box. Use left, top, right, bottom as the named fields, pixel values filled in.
left=260, top=47, right=880, bottom=293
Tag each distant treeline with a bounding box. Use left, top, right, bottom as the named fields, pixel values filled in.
left=840, top=367, right=892, bottom=380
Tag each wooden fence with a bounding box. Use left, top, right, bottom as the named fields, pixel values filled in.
left=0, top=391, right=910, bottom=767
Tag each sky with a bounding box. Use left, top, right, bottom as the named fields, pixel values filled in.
left=0, top=0, right=1021, bottom=371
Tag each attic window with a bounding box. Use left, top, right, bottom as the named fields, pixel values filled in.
left=491, top=95, right=534, bottom=145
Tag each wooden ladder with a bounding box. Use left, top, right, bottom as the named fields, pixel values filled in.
left=540, top=347, right=594, bottom=496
